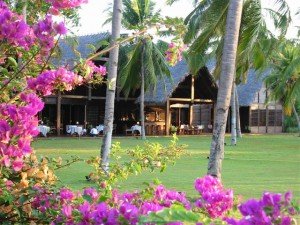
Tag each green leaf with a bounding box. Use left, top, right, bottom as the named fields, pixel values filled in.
left=7, top=57, right=18, bottom=68
left=139, top=205, right=200, bottom=224
left=82, top=194, right=93, bottom=203
left=0, top=67, right=9, bottom=75
left=19, top=195, right=28, bottom=205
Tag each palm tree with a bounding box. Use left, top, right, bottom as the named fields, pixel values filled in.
left=100, top=0, right=122, bottom=172
left=206, top=0, right=243, bottom=178
left=183, top=0, right=290, bottom=81
left=168, top=0, right=290, bottom=177
left=265, top=41, right=300, bottom=136
left=230, top=82, right=237, bottom=145
left=118, top=0, right=171, bottom=140
left=168, top=0, right=290, bottom=136
left=235, top=86, right=242, bottom=138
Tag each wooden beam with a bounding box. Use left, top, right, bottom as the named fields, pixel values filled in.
left=169, top=98, right=213, bottom=103
left=56, top=91, right=61, bottom=136
left=90, top=96, right=106, bottom=100
left=166, top=99, right=170, bottom=135
left=62, top=95, right=88, bottom=99
left=59, top=95, right=136, bottom=101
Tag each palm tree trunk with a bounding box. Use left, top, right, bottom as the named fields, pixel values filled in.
left=231, top=83, right=237, bottom=145
left=207, top=0, right=243, bottom=178
left=235, top=86, right=242, bottom=138
left=140, top=39, right=146, bottom=140
left=292, top=104, right=300, bottom=136
left=22, top=0, right=27, bottom=23
left=100, top=0, right=122, bottom=172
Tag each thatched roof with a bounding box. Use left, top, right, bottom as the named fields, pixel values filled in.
left=56, top=32, right=109, bottom=66
left=237, top=70, right=269, bottom=106
left=57, top=33, right=269, bottom=107
left=143, top=59, right=216, bottom=105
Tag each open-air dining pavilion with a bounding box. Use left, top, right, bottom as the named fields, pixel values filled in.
left=39, top=33, right=284, bottom=137
left=41, top=59, right=218, bottom=136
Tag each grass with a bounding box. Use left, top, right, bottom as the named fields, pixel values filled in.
left=32, top=134, right=300, bottom=200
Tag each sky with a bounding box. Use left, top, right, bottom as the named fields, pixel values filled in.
left=71, top=0, right=300, bottom=39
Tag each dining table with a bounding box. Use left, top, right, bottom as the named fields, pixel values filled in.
left=131, top=125, right=141, bottom=134
left=37, top=125, right=50, bottom=137
left=66, top=125, right=83, bottom=136
left=96, top=124, right=104, bottom=133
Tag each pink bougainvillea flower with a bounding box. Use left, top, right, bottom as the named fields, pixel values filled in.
left=46, top=0, right=88, bottom=10
left=60, top=188, right=74, bottom=201
left=12, top=158, right=23, bottom=171
left=62, top=204, right=73, bottom=217
left=54, top=21, right=68, bottom=35
left=194, top=175, right=234, bottom=218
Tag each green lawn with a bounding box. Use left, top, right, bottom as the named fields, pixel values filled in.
left=32, top=134, right=300, bottom=200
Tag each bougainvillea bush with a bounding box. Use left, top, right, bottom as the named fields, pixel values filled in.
left=0, top=0, right=299, bottom=224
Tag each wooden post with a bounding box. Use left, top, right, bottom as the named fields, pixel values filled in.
left=84, top=104, right=87, bottom=129
left=178, top=108, right=181, bottom=125
left=166, top=99, right=170, bottom=135
left=199, top=105, right=202, bottom=125
left=56, top=91, right=61, bottom=136
left=88, top=84, right=92, bottom=101
left=266, top=90, right=269, bottom=133
left=191, top=75, right=195, bottom=101
left=189, top=75, right=195, bottom=126
left=257, top=92, right=260, bottom=134
left=274, top=102, right=277, bottom=133
left=69, top=105, right=72, bottom=124
left=189, top=105, right=193, bottom=125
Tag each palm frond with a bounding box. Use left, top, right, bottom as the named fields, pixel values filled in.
left=119, top=41, right=143, bottom=97
left=263, top=0, right=291, bottom=36
left=184, top=0, right=229, bottom=45
left=265, top=41, right=300, bottom=115
left=235, top=0, right=265, bottom=81
left=186, top=0, right=229, bottom=58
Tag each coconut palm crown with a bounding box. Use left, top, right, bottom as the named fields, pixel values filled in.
left=114, top=0, right=172, bottom=139
left=265, top=41, right=300, bottom=116
left=180, top=0, right=291, bottom=83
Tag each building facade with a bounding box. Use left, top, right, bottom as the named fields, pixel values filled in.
left=40, top=33, right=283, bottom=135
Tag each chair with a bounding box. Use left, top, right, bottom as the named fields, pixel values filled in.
left=179, top=125, right=188, bottom=135
left=125, top=127, right=132, bottom=136
left=188, top=125, right=194, bottom=135
left=194, top=125, right=204, bottom=135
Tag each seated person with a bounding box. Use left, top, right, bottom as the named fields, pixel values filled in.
left=90, top=127, right=99, bottom=137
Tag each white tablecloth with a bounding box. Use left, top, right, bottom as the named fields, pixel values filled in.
left=38, top=125, right=50, bottom=137
left=196, top=125, right=204, bottom=130
left=66, top=125, right=83, bottom=135
left=90, top=128, right=99, bottom=135
left=131, top=125, right=141, bottom=134
left=96, top=125, right=104, bottom=133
